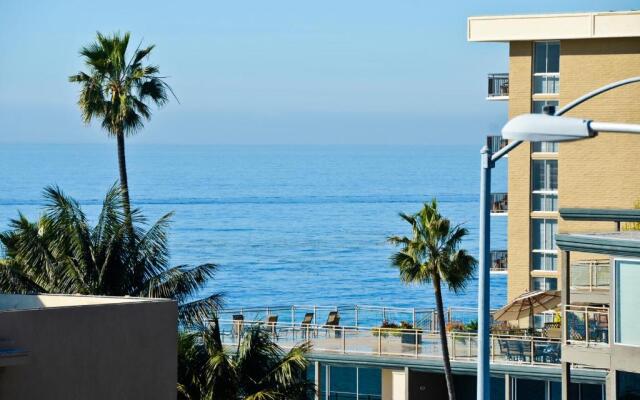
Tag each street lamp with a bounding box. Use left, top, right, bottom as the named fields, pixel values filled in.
left=476, top=76, right=640, bottom=400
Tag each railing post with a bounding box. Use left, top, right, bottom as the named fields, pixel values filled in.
left=313, top=305, right=317, bottom=325
left=415, top=330, right=419, bottom=358
left=530, top=339, right=534, bottom=364
left=378, top=330, right=382, bottom=355
left=291, top=305, right=295, bottom=325
left=342, top=328, right=346, bottom=354
left=490, top=335, right=495, bottom=362
left=412, top=308, right=416, bottom=329
left=468, top=333, right=472, bottom=358
left=382, top=307, right=386, bottom=322
left=355, top=305, right=359, bottom=329
left=585, top=306, right=590, bottom=345
left=451, top=332, right=456, bottom=361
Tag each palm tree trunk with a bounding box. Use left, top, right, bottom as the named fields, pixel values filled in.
left=434, top=275, right=456, bottom=400
left=116, top=131, right=132, bottom=225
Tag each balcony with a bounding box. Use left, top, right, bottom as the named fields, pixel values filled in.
left=486, top=135, right=508, bottom=154
left=565, top=305, right=609, bottom=346
left=490, top=250, right=508, bottom=274
left=487, top=73, right=509, bottom=100
left=570, top=259, right=610, bottom=303
left=490, top=192, right=508, bottom=216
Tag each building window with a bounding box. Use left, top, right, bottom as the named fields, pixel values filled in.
left=532, top=218, right=558, bottom=271
left=617, top=371, right=640, bottom=399
left=615, top=259, right=640, bottom=346
left=533, top=41, right=560, bottom=94
left=532, top=160, right=558, bottom=212
left=532, top=277, right=557, bottom=291
left=532, top=100, right=560, bottom=153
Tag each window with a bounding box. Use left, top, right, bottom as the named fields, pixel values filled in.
left=532, top=101, right=560, bottom=153
left=532, top=219, right=557, bottom=271
left=615, top=259, right=640, bottom=346
left=532, top=277, right=558, bottom=291
left=533, top=41, right=560, bottom=94
left=532, top=160, right=558, bottom=212
left=533, top=311, right=555, bottom=329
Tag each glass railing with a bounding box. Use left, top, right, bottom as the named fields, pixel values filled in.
left=215, top=319, right=561, bottom=366
left=488, top=73, right=509, bottom=99
left=487, top=135, right=508, bottom=154
left=490, top=193, right=508, bottom=215
left=490, top=250, right=508, bottom=273
left=565, top=305, right=609, bottom=345
left=570, top=260, right=610, bottom=291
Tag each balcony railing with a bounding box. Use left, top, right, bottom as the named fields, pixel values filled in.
left=487, top=135, right=508, bottom=154
left=564, top=305, right=609, bottom=346
left=487, top=73, right=509, bottom=99
left=490, top=193, right=508, bottom=215
left=570, top=259, right=610, bottom=291
left=490, top=250, right=508, bottom=273
left=215, top=319, right=561, bottom=366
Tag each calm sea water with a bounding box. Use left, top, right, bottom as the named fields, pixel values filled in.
left=0, top=144, right=508, bottom=311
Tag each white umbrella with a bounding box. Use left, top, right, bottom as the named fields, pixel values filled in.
left=493, top=290, right=561, bottom=324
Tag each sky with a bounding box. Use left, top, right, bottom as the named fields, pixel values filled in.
left=0, top=1, right=638, bottom=145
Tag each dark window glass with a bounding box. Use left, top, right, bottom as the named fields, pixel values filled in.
left=534, top=42, right=548, bottom=73
left=330, top=366, right=357, bottom=393
left=358, top=368, right=382, bottom=396
left=516, top=378, right=546, bottom=400
left=547, top=42, right=560, bottom=73
left=618, top=371, right=640, bottom=400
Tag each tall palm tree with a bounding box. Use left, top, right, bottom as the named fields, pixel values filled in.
left=0, top=185, right=221, bottom=325
left=388, top=200, right=476, bottom=400
left=69, top=32, right=175, bottom=223
left=178, top=317, right=314, bottom=400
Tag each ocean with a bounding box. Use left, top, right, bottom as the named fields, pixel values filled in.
left=0, top=144, right=508, bottom=311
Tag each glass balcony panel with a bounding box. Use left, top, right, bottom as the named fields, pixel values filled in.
left=487, top=73, right=509, bottom=98
left=533, top=74, right=560, bottom=94
left=565, top=306, right=609, bottom=345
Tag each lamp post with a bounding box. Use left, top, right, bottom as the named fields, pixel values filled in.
left=476, top=76, right=640, bottom=400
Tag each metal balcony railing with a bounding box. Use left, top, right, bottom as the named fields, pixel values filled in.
left=570, top=259, right=610, bottom=291
left=215, top=319, right=561, bottom=366
left=487, top=73, right=509, bottom=99
left=565, top=305, right=609, bottom=346
left=490, top=250, right=508, bottom=273
left=490, top=193, right=508, bottom=215
left=487, top=135, right=508, bottom=154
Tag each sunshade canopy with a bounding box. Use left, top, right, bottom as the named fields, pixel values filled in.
left=493, top=290, right=561, bottom=322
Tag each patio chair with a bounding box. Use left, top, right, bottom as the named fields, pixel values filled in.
left=265, top=315, right=278, bottom=338
left=300, top=312, right=315, bottom=338
left=507, top=339, right=528, bottom=362
left=323, top=311, right=341, bottom=337
left=232, top=314, right=244, bottom=339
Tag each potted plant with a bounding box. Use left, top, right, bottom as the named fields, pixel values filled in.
left=399, top=321, right=423, bottom=345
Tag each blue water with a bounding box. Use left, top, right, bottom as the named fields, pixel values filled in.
left=0, top=144, right=508, bottom=311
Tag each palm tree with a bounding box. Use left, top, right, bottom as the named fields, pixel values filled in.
left=0, top=185, right=221, bottom=325
left=388, top=200, right=476, bottom=400
left=178, top=317, right=314, bottom=400
left=69, top=32, right=175, bottom=223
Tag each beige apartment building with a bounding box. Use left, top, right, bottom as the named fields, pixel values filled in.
left=469, top=10, right=640, bottom=325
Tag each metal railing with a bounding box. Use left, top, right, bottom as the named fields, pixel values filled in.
left=219, top=305, right=494, bottom=333
left=488, top=73, right=509, bottom=99
left=570, top=259, right=610, bottom=291
left=215, top=319, right=561, bottom=366
left=490, top=250, right=508, bottom=273
left=487, top=135, right=508, bottom=154
left=564, top=305, right=609, bottom=346
left=490, top=193, right=508, bottom=215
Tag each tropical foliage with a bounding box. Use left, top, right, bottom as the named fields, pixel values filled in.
left=388, top=199, right=476, bottom=400
left=0, top=185, right=221, bottom=325
left=69, top=32, right=175, bottom=221
left=178, top=317, right=314, bottom=400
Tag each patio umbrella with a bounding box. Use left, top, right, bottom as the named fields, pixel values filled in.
left=493, top=290, right=561, bottom=323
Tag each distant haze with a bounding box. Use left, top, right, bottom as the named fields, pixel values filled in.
left=0, top=0, right=637, bottom=145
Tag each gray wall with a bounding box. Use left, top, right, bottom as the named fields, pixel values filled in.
left=0, top=300, right=177, bottom=400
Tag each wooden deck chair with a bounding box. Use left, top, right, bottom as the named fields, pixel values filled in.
left=266, top=315, right=278, bottom=338
left=323, top=311, right=341, bottom=337
left=301, top=312, right=315, bottom=338
left=232, top=314, right=244, bottom=338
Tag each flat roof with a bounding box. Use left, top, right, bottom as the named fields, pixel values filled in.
left=468, top=10, right=640, bottom=42
left=556, top=230, right=640, bottom=257
left=0, top=293, right=173, bottom=313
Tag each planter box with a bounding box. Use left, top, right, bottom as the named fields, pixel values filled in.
left=401, top=332, right=422, bottom=345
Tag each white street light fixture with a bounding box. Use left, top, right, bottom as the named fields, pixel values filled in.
left=502, top=113, right=640, bottom=142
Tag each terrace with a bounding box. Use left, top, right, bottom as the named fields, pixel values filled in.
left=218, top=305, right=561, bottom=367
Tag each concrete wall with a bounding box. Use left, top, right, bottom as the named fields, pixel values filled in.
left=507, top=37, right=640, bottom=303
left=0, top=297, right=177, bottom=400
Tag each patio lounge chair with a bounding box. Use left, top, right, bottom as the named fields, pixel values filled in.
left=265, top=315, right=278, bottom=338
left=232, top=314, right=244, bottom=338
left=323, top=311, right=341, bottom=337
left=300, top=312, right=315, bottom=338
